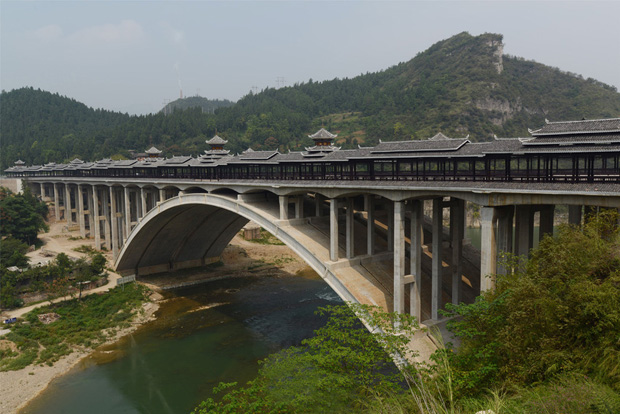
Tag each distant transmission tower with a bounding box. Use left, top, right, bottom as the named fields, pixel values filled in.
left=251, top=85, right=259, bottom=94
left=276, top=76, right=286, bottom=88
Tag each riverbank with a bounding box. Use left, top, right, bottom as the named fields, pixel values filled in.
left=0, top=220, right=308, bottom=414
left=0, top=296, right=161, bottom=414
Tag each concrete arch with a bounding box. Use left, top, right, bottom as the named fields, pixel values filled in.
left=114, top=193, right=358, bottom=304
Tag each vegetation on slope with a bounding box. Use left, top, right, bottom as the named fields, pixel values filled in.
left=2, top=32, right=620, bottom=169
left=162, top=96, right=235, bottom=114
left=194, top=212, right=620, bottom=413
left=0, top=283, right=149, bottom=371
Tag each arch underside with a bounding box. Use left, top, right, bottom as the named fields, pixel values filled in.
left=117, top=204, right=249, bottom=276
left=115, top=194, right=366, bottom=314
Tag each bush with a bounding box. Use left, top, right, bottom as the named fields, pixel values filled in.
left=444, top=210, right=620, bottom=395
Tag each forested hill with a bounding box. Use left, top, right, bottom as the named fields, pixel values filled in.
left=162, top=96, right=235, bottom=114
left=2, top=32, right=620, bottom=169
left=0, top=88, right=131, bottom=168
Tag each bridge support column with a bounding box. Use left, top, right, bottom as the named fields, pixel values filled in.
left=87, top=187, right=94, bottom=238
left=315, top=194, right=324, bottom=217
left=279, top=195, right=289, bottom=220
left=496, top=206, right=514, bottom=276
left=393, top=201, right=406, bottom=315
left=569, top=205, right=582, bottom=226
left=514, top=205, right=534, bottom=259
left=387, top=202, right=394, bottom=252
left=450, top=198, right=465, bottom=305
left=432, top=198, right=443, bottom=320
left=346, top=198, right=354, bottom=259
left=53, top=184, right=60, bottom=221
left=410, top=199, right=423, bottom=320
left=92, top=186, right=101, bottom=249
left=77, top=184, right=86, bottom=238
left=141, top=187, right=147, bottom=218
left=330, top=198, right=339, bottom=261
left=102, top=188, right=111, bottom=251
left=124, top=186, right=131, bottom=239
left=159, top=188, right=166, bottom=203
left=365, top=194, right=375, bottom=256
left=295, top=195, right=304, bottom=219
left=539, top=205, right=555, bottom=242
left=110, top=187, right=119, bottom=259
left=480, top=206, right=498, bottom=292
left=65, top=184, right=73, bottom=224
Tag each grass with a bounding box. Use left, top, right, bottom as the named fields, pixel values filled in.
left=246, top=229, right=285, bottom=246
left=0, top=283, right=149, bottom=371
left=73, top=244, right=97, bottom=254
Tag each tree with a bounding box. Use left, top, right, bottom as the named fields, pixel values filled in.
left=443, top=210, right=620, bottom=395
left=90, top=253, right=106, bottom=275
left=72, top=258, right=93, bottom=301
left=0, top=186, right=48, bottom=245
left=0, top=237, right=29, bottom=268
left=193, top=304, right=420, bottom=413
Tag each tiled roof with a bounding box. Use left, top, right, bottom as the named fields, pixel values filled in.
left=371, top=138, right=468, bottom=153
left=237, top=150, right=279, bottom=161
left=206, top=135, right=228, bottom=145
left=309, top=128, right=337, bottom=140
left=145, top=146, right=162, bottom=154
left=523, top=134, right=620, bottom=146
left=531, top=118, right=620, bottom=136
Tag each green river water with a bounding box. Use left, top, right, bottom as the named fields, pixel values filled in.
left=21, top=270, right=341, bottom=414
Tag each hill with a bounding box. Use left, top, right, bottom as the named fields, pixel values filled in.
left=214, top=32, right=620, bottom=149
left=162, top=96, right=235, bottom=114
left=2, top=32, right=620, bottom=168
left=0, top=88, right=130, bottom=168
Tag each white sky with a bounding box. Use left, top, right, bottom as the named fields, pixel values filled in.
left=2, top=1, right=619, bottom=115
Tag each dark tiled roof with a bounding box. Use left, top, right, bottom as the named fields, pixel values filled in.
left=531, top=118, right=620, bottom=136
left=523, top=134, right=620, bottom=146
left=161, top=156, right=192, bottom=166
left=371, top=139, right=468, bottom=153
left=235, top=150, right=279, bottom=161
left=521, top=144, right=620, bottom=154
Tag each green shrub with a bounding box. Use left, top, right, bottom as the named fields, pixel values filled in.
left=444, top=210, right=620, bottom=395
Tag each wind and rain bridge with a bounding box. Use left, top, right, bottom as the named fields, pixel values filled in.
left=7, top=118, right=620, bottom=325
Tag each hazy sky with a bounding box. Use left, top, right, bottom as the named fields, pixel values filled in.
left=2, top=1, right=619, bottom=115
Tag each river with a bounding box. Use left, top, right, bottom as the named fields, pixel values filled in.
left=20, top=270, right=341, bottom=414
left=20, top=226, right=549, bottom=413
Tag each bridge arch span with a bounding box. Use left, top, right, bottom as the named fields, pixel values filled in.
left=114, top=193, right=358, bottom=304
